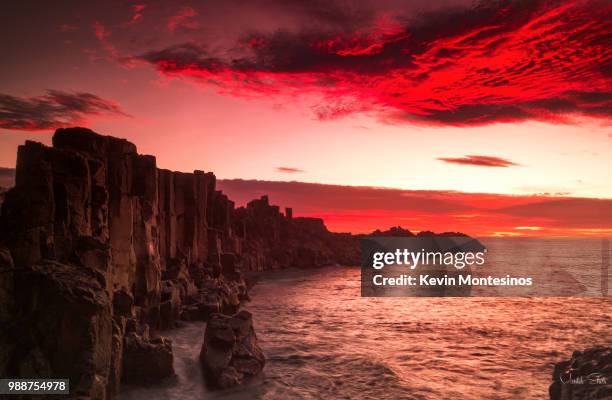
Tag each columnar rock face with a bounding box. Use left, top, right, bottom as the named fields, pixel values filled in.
left=0, top=127, right=360, bottom=398
left=233, top=195, right=359, bottom=271
left=549, top=347, right=611, bottom=400
left=11, top=261, right=113, bottom=398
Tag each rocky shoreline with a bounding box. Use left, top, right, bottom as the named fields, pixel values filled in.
left=0, top=127, right=608, bottom=399
left=0, top=127, right=360, bottom=398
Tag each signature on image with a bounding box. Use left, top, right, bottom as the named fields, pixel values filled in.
left=559, top=372, right=608, bottom=385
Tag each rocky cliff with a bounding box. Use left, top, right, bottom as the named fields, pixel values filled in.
left=0, top=127, right=359, bottom=398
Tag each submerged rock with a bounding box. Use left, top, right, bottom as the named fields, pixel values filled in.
left=549, top=347, right=611, bottom=400
left=200, top=310, right=265, bottom=388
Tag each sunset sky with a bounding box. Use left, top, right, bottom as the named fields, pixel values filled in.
left=0, top=0, right=611, bottom=236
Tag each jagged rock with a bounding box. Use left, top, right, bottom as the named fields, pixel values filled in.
left=163, top=257, right=198, bottom=301
left=0, top=246, right=14, bottom=376
left=0, top=187, right=7, bottom=208
left=160, top=280, right=182, bottom=329
left=74, top=236, right=112, bottom=273
left=188, top=261, right=209, bottom=288
left=113, top=288, right=135, bottom=318
left=231, top=195, right=362, bottom=271
left=0, top=246, right=13, bottom=320
left=370, top=226, right=415, bottom=237
left=550, top=347, right=611, bottom=400
left=108, top=316, right=126, bottom=396
left=200, top=311, right=265, bottom=388
left=220, top=252, right=241, bottom=281
left=125, top=317, right=150, bottom=339
left=207, top=228, right=223, bottom=265
left=0, top=141, right=56, bottom=266
left=179, top=277, right=241, bottom=321
left=121, top=332, right=174, bottom=384
left=12, top=261, right=113, bottom=398
left=132, top=154, right=162, bottom=329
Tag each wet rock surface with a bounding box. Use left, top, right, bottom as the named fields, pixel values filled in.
left=550, top=347, right=611, bottom=400
left=200, top=310, right=265, bottom=388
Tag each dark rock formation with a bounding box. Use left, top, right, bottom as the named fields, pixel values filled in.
left=200, top=310, right=265, bottom=388
left=10, top=261, right=113, bottom=398
left=0, top=246, right=14, bottom=375
left=121, top=332, right=174, bottom=384
left=550, top=347, right=611, bottom=400
left=0, top=187, right=7, bottom=208
left=0, top=245, right=13, bottom=320
left=233, top=195, right=360, bottom=270
left=0, top=127, right=363, bottom=397
left=370, top=226, right=415, bottom=237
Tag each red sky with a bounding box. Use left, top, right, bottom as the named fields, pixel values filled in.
left=217, top=179, right=612, bottom=237
left=0, top=0, right=610, bottom=237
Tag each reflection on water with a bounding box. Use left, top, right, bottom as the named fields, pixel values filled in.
left=121, top=238, right=612, bottom=400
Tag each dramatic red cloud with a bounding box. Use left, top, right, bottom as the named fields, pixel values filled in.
left=437, top=155, right=520, bottom=167
left=0, top=91, right=128, bottom=131
left=217, top=179, right=612, bottom=237
left=276, top=167, right=304, bottom=173
left=92, top=21, right=120, bottom=60
left=131, top=4, right=146, bottom=23
left=92, top=21, right=110, bottom=41
left=142, top=0, right=612, bottom=126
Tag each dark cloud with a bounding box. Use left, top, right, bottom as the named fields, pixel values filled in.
left=141, top=0, right=611, bottom=126
left=388, top=93, right=612, bottom=125
left=437, top=155, right=520, bottom=168
left=276, top=167, right=304, bottom=173
left=0, top=90, right=128, bottom=131
left=498, top=199, right=612, bottom=227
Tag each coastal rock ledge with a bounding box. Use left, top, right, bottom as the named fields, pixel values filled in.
left=549, top=347, right=611, bottom=400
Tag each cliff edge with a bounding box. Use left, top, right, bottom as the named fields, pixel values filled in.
left=0, top=127, right=358, bottom=398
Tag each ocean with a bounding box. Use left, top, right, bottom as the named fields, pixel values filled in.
left=121, top=237, right=611, bottom=399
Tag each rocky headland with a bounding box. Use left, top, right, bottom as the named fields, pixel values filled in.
left=0, top=127, right=359, bottom=398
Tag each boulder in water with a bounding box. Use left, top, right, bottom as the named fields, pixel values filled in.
left=121, top=332, right=174, bottom=384
left=199, top=310, right=265, bottom=388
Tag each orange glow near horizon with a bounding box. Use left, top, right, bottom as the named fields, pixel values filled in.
left=216, top=180, right=612, bottom=238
